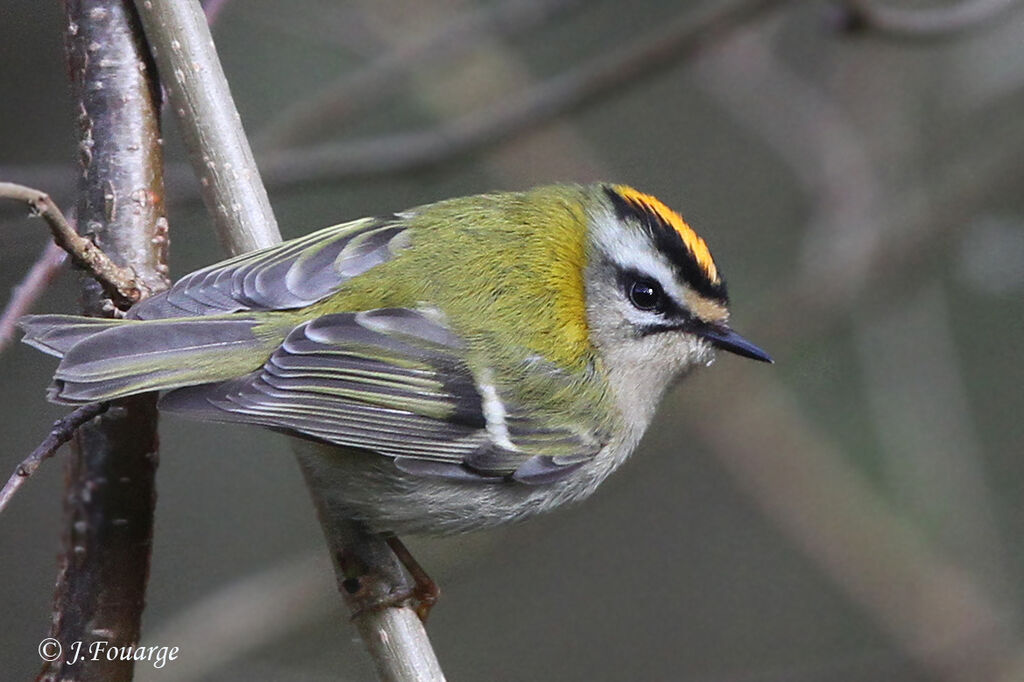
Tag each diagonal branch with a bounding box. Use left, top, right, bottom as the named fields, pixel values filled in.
left=838, top=0, right=1019, bottom=38
left=132, top=0, right=443, bottom=679
left=253, top=0, right=586, bottom=151
left=0, top=403, right=109, bottom=515
left=259, top=0, right=789, bottom=190
left=0, top=0, right=790, bottom=198
left=0, top=240, right=66, bottom=354
left=0, top=182, right=145, bottom=309
left=133, top=0, right=280, bottom=254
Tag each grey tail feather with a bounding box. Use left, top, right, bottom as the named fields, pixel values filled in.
left=19, top=315, right=130, bottom=358
left=21, top=314, right=281, bottom=405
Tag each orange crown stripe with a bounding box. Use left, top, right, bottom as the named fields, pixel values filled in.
left=614, top=185, right=719, bottom=284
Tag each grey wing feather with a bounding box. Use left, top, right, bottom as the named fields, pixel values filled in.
left=159, top=309, right=602, bottom=483
left=512, top=456, right=588, bottom=484
left=129, top=217, right=410, bottom=320
left=159, top=310, right=488, bottom=462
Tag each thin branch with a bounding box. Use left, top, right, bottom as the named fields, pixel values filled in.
left=0, top=240, right=66, bottom=354
left=133, top=0, right=280, bottom=254
left=0, top=182, right=143, bottom=309
left=838, top=0, right=1020, bottom=38
left=253, top=0, right=586, bottom=151
left=0, top=403, right=108, bottom=515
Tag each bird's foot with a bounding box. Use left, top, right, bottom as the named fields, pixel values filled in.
left=335, top=536, right=440, bottom=622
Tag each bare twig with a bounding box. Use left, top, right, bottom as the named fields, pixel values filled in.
left=0, top=403, right=108, bottom=515
left=253, top=0, right=586, bottom=151
left=838, top=0, right=1019, bottom=38
left=0, top=182, right=143, bottom=309
left=0, top=240, right=66, bottom=353
left=133, top=0, right=280, bottom=254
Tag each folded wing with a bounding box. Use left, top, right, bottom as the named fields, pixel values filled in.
left=159, top=309, right=602, bottom=483
left=129, top=217, right=411, bottom=319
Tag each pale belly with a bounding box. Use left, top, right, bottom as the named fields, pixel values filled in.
left=292, top=434, right=639, bottom=536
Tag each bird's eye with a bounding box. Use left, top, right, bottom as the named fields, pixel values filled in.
left=627, top=278, right=664, bottom=311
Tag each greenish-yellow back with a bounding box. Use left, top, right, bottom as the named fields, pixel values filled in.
left=310, top=184, right=594, bottom=371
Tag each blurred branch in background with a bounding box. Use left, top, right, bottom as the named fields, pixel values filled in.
left=141, top=552, right=336, bottom=682
left=0, top=0, right=789, bottom=201
left=318, top=0, right=607, bottom=186
left=685, top=370, right=1021, bottom=682
left=0, top=241, right=64, bottom=354
left=257, top=0, right=788, bottom=189
left=694, top=4, right=1024, bottom=346
left=695, top=19, right=884, bottom=304
left=687, top=10, right=1024, bottom=682
left=253, top=0, right=588, bottom=151
left=856, top=285, right=1012, bottom=606
left=840, top=0, right=1020, bottom=38
left=765, top=94, right=1024, bottom=344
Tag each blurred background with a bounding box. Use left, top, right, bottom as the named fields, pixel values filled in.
left=2, top=0, right=1023, bottom=680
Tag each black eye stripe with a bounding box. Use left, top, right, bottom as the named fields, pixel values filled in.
left=617, top=269, right=689, bottom=317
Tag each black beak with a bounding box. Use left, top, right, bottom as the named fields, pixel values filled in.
left=699, top=326, right=773, bottom=363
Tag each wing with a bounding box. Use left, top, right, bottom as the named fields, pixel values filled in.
left=129, top=216, right=410, bottom=320
left=158, top=309, right=604, bottom=484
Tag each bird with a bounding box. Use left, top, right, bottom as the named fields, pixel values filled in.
left=21, top=183, right=770, bottom=610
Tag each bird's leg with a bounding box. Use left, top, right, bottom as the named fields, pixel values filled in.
left=386, top=536, right=441, bottom=622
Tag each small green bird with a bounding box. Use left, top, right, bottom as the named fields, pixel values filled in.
left=21, top=183, right=769, bottom=537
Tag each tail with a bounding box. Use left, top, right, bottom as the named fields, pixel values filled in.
left=20, top=314, right=283, bottom=404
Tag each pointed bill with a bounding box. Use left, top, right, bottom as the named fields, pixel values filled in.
left=699, top=326, right=773, bottom=363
